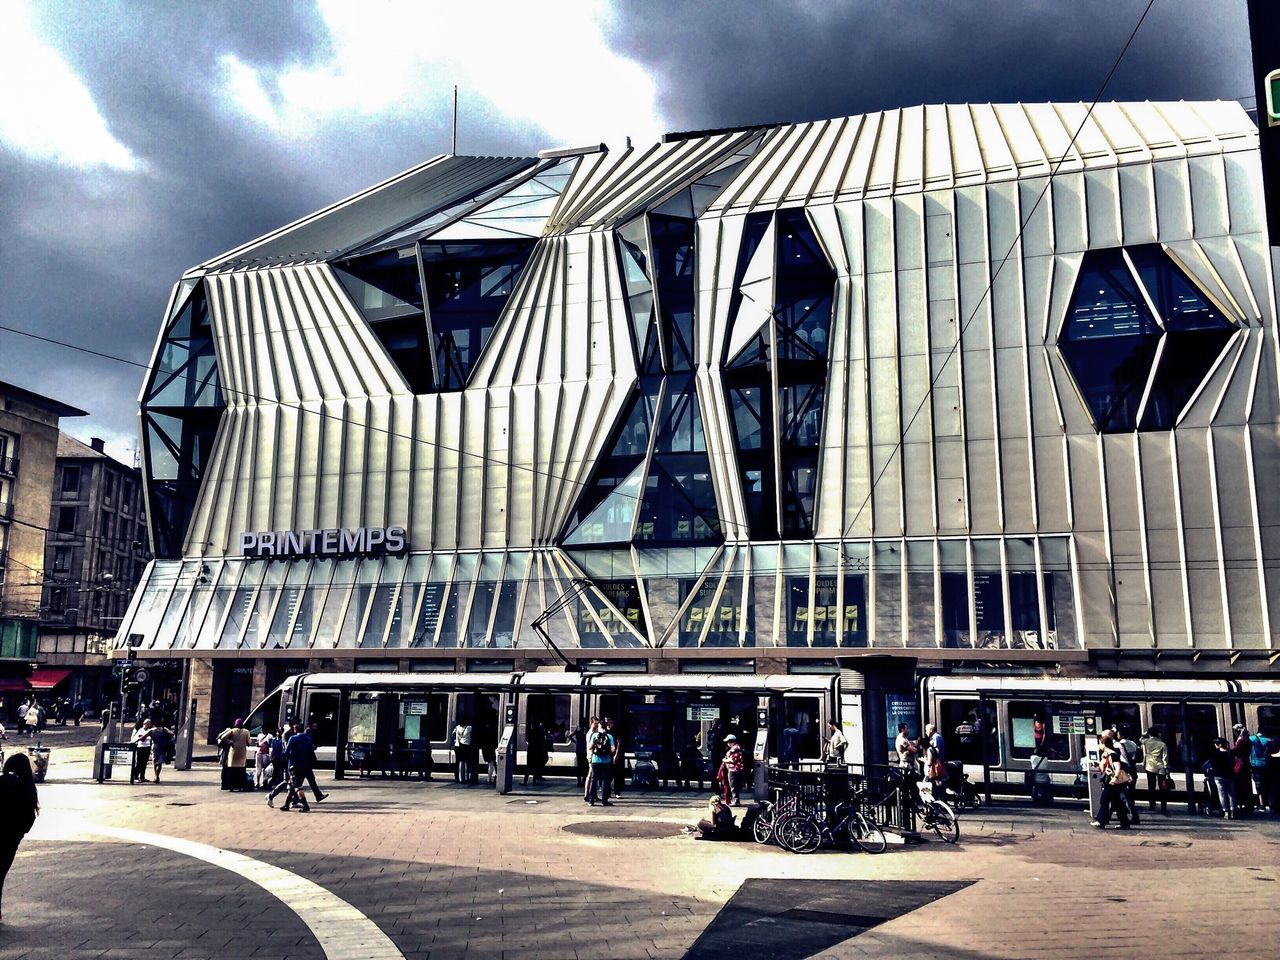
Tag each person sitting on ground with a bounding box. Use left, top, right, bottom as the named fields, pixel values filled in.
left=695, top=795, right=737, bottom=840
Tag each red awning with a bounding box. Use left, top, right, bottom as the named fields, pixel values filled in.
left=28, top=668, right=72, bottom=690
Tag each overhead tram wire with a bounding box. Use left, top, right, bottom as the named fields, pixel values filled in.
left=838, top=0, right=1161, bottom=541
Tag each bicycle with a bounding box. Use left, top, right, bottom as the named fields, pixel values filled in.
left=885, top=768, right=960, bottom=844
left=774, top=796, right=888, bottom=855
left=752, top=790, right=809, bottom=845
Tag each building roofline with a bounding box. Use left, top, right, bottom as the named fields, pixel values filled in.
left=0, top=381, right=88, bottom=418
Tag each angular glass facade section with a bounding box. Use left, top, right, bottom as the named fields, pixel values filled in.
left=142, top=280, right=226, bottom=558
left=420, top=239, right=536, bottom=390
left=724, top=208, right=835, bottom=539
left=334, top=249, right=432, bottom=393
left=1059, top=245, right=1237, bottom=433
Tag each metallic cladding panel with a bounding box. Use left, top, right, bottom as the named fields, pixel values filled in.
left=129, top=101, right=1278, bottom=655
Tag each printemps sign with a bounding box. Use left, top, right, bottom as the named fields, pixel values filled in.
left=239, top=526, right=408, bottom=558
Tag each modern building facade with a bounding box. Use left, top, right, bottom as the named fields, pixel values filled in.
left=39, top=433, right=151, bottom=705
left=0, top=382, right=86, bottom=713
left=115, top=102, right=1280, bottom=738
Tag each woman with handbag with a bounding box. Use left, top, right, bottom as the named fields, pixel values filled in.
left=1091, top=731, right=1132, bottom=829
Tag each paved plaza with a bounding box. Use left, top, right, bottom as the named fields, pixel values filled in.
left=1, top=741, right=1277, bottom=959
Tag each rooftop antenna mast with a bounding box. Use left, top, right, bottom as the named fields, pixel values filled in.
left=451, top=85, right=458, bottom=154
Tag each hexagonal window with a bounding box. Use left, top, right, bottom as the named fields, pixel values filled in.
left=1059, top=246, right=1236, bottom=432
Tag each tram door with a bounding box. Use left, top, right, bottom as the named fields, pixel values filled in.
left=457, top=692, right=501, bottom=765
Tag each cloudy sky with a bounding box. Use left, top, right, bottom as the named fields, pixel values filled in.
left=0, top=0, right=1257, bottom=462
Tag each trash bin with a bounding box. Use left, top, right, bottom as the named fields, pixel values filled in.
left=28, top=744, right=50, bottom=783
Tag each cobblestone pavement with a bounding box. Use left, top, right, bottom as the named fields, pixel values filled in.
left=1, top=761, right=1278, bottom=959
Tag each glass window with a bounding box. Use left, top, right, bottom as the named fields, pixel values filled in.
left=193, top=561, right=244, bottom=648
left=56, top=507, right=76, bottom=534
left=61, top=465, right=80, bottom=494
left=340, top=560, right=382, bottom=648
left=385, top=555, right=428, bottom=649
left=1257, top=705, right=1280, bottom=740
left=972, top=541, right=1004, bottom=648
left=399, top=694, right=449, bottom=744
left=312, top=558, right=358, bottom=649
left=526, top=693, right=572, bottom=745
left=52, top=547, right=72, bottom=574
left=1151, top=703, right=1220, bottom=773
left=786, top=576, right=811, bottom=646
left=940, top=698, right=998, bottom=766
left=1059, top=248, right=1161, bottom=432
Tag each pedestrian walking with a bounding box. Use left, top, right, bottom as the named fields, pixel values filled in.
left=719, top=735, right=745, bottom=806
left=569, top=721, right=588, bottom=788
left=298, top=724, right=329, bottom=802
left=279, top=728, right=315, bottom=813
left=824, top=720, right=848, bottom=765
left=1114, top=726, right=1141, bottom=825
left=1206, top=737, right=1238, bottom=819
left=1140, top=726, right=1170, bottom=814
left=0, top=753, right=39, bottom=923
left=1091, top=731, right=1132, bottom=829
left=216, top=718, right=252, bottom=792
left=584, top=717, right=614, bottom=806
left=23, top=703, right=39, bottom=738
left=129, top=719, right=155, bottom=783
left=149, top=724, right=175, bottom=783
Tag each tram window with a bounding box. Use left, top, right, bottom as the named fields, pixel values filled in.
left=1007, top=702, right=1061, bottom=760
left=1100, top=703, right=1141, bottom=741
left=399, top=695, right=448, bottom=743
left=1151, top=703, right=1219, bottom=773
left=526, top=694, right=571, bottom=744
left=1257, top=705, right=1280, bottom=738
left=244, top=690, right=282, bottom=737
left=938, top=699, right=996, bottom=766
left=347, top=695, right=378, bottom=744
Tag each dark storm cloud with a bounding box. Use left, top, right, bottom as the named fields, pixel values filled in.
left=0, top=1, right=546, bottom=449
left=0, top=0, right=1260, bottom=451
left=606, top=0, right=1253, bottom=133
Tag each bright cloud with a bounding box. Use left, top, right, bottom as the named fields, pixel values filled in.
left=217, top=0, right=663, bottom=149
left=0, top=1, right=143, bottom=171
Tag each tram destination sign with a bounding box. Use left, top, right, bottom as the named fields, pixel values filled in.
left=240, top=526, right=407, bottom=558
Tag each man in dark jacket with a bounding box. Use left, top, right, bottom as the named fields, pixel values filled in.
left=281, top=727, right=316, bottom=813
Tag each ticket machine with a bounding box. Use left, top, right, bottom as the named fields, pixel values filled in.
left=753, top=699, right=769, bottom=800
left=1082, top=714, right=1104, bottom=819
left=495, top=695, right=518, bottom=795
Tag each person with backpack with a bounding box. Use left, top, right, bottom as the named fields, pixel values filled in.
left=584, top=717, right=614, bottom=806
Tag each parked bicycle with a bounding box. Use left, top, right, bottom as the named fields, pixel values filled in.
left=883, top=767, right=960, bottom=843
left=774, top=794, right=888, bottom=854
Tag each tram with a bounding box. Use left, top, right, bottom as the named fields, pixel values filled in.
left=921, top=676, right=1280, bottom=800
left=243, top=670, right=842, bottom=784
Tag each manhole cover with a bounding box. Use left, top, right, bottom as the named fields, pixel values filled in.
left=506, top=799, right=541, bottom=805
left=1138, top=840, right=1192, bottom=848
left=167, top=801, right=195, bottom=807
left=562, top=820, right=683, bottom=840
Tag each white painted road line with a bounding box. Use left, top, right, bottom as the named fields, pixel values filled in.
left=70, top=825, right=405, bottom=960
